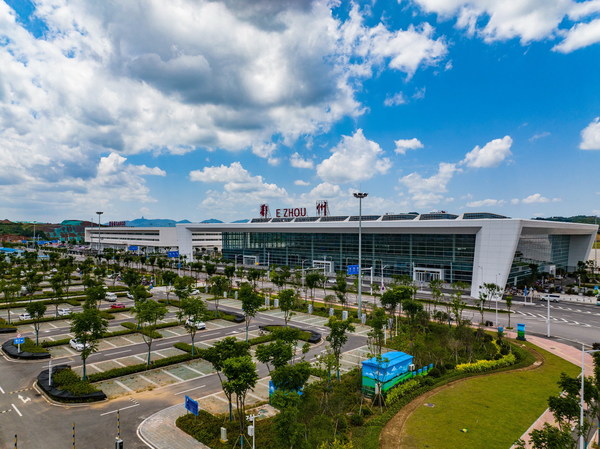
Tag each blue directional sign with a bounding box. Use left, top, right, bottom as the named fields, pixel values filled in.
left=13, top=337, right=24, bottom=345
left=168, top=251, right=180, bottom=258
left=184, top=395, right=199, bottom=416
left=128, top=245, right=139, bottom=251
left=347, top=264, right=359, bottom=275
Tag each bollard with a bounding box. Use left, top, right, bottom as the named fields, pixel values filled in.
left=361, top=313, right=366, bottom=324
left=235, top=291, right=238, bottom=300
left=308, top=304, right=313, bottom=314
left=273, top=298, right=279, bottom=308
left=329, top=308, right=334, bottom=316
left=342, top=310, right=348, bottom=320
left=264, top=297, right=270, bottom=308
left=220, top=427, right=228, bottom=443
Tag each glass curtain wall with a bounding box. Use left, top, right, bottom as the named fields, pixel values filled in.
left=223, top=231, right=476, bottom=283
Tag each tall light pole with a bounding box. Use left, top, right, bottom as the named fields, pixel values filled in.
left=96, top=211, right=103, bottom=255
left=354, top=192, right=368, bottom=318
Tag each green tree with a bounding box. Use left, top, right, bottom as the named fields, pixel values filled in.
left=25, top=301, right=46, bottom=345
left=203, top=338, right=251, bottom=421
left=222, top=356, right=258, bottom=442
left=326, top=317, right=355, bottom=380
left=247, top=268, right=261, bottom=289
left=367, top=307, right=386, bottom=357
left=255, top=340, right=294, bottom=374
left=50, top=272, right=66, bottom=317
left=162, top=269, right=177, bottom=288
left=70, top=307, right=108, bottom=380
left=134, top=299, right=168, bottom=367
left=205, top=263, right=217, bottom=278
left=272, top=390, right=305, bottom=449
left=271, top=360, right=311, bottom=392
left=305, top=272, right=321, bottom=304
left=131, top=284, right=149, bottom=303
left=239, top=282, right=262, bottom=341
left=278, top=288, right=297, bottom=326
left=85, top=285, right=106, bottom=310
left=1, top=281, right=19, bottom=324
left=450, top=282, right=468, bottom=327
left=122, top=268, right=142, bottom=290
left=209, top=275, right=229, bottom=317
left=177, top=296, right=209, bottom=356
left=173, top=275, right=194, bottom=302
left=380, top=286, right=411, bottom=335
left=223, top=265, right=235, bottom=288
left=23, top=270, right=43, bottom=302
left=403, top=299, right=423, bottom=325
left=505, top=294, right=513, bottom=328
left=333, top=271, right=348, bottom=309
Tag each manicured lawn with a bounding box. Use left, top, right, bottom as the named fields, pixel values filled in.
left=399, top=342, right=579, bottom=449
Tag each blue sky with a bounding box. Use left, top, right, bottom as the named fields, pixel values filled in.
left=1, top=0, right=600, bottom=223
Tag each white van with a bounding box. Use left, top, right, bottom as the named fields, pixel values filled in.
left=106, top=292, right=118, bottom=302
left=540, top=294, right=560, bottom=303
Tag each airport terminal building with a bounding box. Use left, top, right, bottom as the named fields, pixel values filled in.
left=175, top=212, right=597, bottom=298
left=87, top=212, right=597, bottom=298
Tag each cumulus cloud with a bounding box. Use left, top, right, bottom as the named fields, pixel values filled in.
left=0, top=0, right=452, bottom=217
left=294, top=179, right=311, bottom=186
left=307, top=182, right=343, bottom=198
left=290, top=152, right=314, bottom=169
left=384, top=92, right=407, bottom=106
left=512, top=193, right=561, bottom=204
left=316, top=129, right=392, bottom=183
left=394, top=138, right=424, bottom=154
left=462, top=136, right=512, bottom=168
left=580, top=117, right=600, bottom=150
left=400, top=162, right=459, bottom=207
left=466, top=198, right=505, bottom=208
left=411, top=0, right=600, bottom=51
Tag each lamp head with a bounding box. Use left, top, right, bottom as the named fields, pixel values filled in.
left=353, top=192, right=368, bottom=199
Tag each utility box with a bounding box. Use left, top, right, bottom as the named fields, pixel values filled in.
left=273, top=298, right=279, bottom=308
left=342, top=310, right=348, bottom=320
left=361, top=351, right=414, bottom=397
left=220, top=427, right=228, bottom=443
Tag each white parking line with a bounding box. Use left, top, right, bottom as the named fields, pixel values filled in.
left=114, top=380, right=133, bottom=392
left=0, top=386, right=4, bottom=394
left=106, top=349, right=132, bottom=357
left=103, top=340, right=117, bottom=348
left=100, top=403, right=139, bottom=416
left=174, top=384, right=206, bottom=396
left=182, top=365, right=205, bottom=375
left=161, top=370, right=184, bottom=382
left=138, top=375, right=158, bottom=386
left=156, top=341, right=175, bottom=347
left=121, top=337, right=136, bottom=345
left=11, top=404, right=22, bottom=417
left=114, top=360, right=126, bottom=367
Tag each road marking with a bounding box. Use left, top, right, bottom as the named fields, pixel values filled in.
left=11, top=404, right=22, bottom=417
left=48, top=323, right=58, bottom=329
left=0, top=386, right=4, bottom=394
left=114, top=380, right=133, bottom=392
left=138, top=375, right=158, bottom=386
left=64, top=347, right=78, bottom=356
left=18, top=395, right=30, bottom=404
left=161, top=369, right=184, bottom=382
left=174, top=384, right=206, bottom=396
left=103, top=340, right=117, bottom=348
left=114, top=360, right=126, bottom=367
left=100, top=403, right=139, bottom=416
left=156, top=340, right=175, bottom=347
left=107, top=349, right=132, bottom=357
left=182, top=365, right=205, bottom=375
left=121, top=337, right=136, bottom=345
left=260, top=317, right=274, bottom=322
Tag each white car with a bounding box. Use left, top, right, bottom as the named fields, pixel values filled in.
left=126, top=292, right=134, bottom=299
left=540, top=294, right=560, bottom=303
left=106, top=292, right=118, bottom=302
left=19, top=312, right=31, bottom=320
left=191, top=289, right=200, bottom=295
left=185, top=319, right=206, bottom=330
left=57, top=308, right=71, bottom=317
left=69, top=338, right=88, bottom=351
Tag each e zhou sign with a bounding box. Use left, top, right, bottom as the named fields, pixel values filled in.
left=276, top=208, right=307, bottom=218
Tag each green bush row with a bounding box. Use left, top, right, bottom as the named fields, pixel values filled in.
left=20, top=337, right=50, bottom=353
left=53, top=367, right=100, bottom=395
left=88, top=352, right=194, bottom=383
left=455, top=352, right=517, bottom=373
left=384, top=379, right=422, bottom=405
left=0, top=317, right=16, bottom=329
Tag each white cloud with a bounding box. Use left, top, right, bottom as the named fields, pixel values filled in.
left=394, top=138, right=424, bottom=154
left=316, top=129, right=392, bottom=183
left=190, top=161, right=286, bottom=196
left=0, top=0, right=449, bottom=217
left=290, top=152, right=314, bottom=169
left=466, top=198, right=505, bottom=208
left=384, top=92, right=407, bottom=106
left=411, top=0, right=600, bottom=52
left=294, top=179, right=310, bottom=186
left=516, top=193, right=562, bottom=204
left=307, top=182, right=343, bottom=199
left=462, top=136, right=512, bottom=168
left=529, top=131, right=550, bottom=142
left=580, top=117, right=600, bottom=150
left=400, top=162, right=459, bottom=207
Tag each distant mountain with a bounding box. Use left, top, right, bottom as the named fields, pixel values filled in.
left=201, top=218, right=223, bottom=223
left=534, top=215, right=600, bottom=227
left=125, top=217, right=191, bottom=227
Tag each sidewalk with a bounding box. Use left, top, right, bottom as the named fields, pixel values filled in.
left=507, top=332, right=595, bottom=448
left=138, top=403, right=210, bottom=449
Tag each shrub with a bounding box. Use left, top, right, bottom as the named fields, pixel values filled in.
left=349, top=413, right=364, bottom=426
left=53, top=368, right=100, bottom=395
left=20, top=337, right=50, bottom=353
left=455, top=353, right=517, bottom=373
left=385, top=379, right=421, bottom=405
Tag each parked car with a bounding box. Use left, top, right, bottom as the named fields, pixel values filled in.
left=185, top=318, right=206, bottom=330
left=126, top=292, right=134, bottom=299
left=190, top=289, right=200, bottom=295
left=57, top=308, right=71, bottom=316
left=110, top=303, right=126, bottom=309
left=69, top=338, right=88, bottom=351
left=19, top=312, right=31, bottom=320
left=106, top=292, right=118, bottom=302
left=540, top=294, right=561, bottom=302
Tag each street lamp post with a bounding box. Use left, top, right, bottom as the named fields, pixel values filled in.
left=96, top=211, right=103, bottom=255
left=353, top=192, right=368, bottom=318
left=580, top=346, right=600, bottom=448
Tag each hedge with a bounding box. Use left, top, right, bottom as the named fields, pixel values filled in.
left=385, top=378, right=422, bottom=405
left=53, top=367, right=101, bottom=395
left=87, top=352, right=195, bottom=382
left=455, top=353, right=517, bottom=373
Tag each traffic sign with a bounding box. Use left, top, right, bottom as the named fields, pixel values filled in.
left=168, top=251, right=180, bottom=258
left=347, top=264, right=359, bottom=275
left=128, top=245, right=139, bottom=251
left=13, top=337, right=25, bottom=345
left=17, top=333, right=21, bottom=338
left=184, top=395, right=199, bottom=416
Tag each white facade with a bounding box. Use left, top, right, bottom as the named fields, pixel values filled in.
left=175, top=214, right=597, bottom=298
left=84, top=226, right=222, bottom=254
